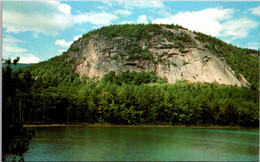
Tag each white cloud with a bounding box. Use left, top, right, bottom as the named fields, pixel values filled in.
left=3, top=44, right=28, bottom=54
left=152, top=7, right=258, bottom=42
left=3, top=10, right=71, bottom=35
left=118, top=1, right=164, bottom=9
left=244, top=5, right=260, bottom=16
left=2, top=35, right=40, bottom=63
left=54, top=39, right=72, bottom=48
left=58, top=3, right=71, bottom=16
left=221, top=18, right=258, bottom=42
left=55, top=34, right=81, bottom=49
left=73, top=12, right=118, bottom=25
left=33, top=33, right=39, bottom=38
left=58, top=49, right=67, bottom=53
left=3, top=35, right=27, bottom=55
left=245, top=42, right=260, bottom=50
left=76, top=28, right=88, bottom=33
left=113, top=9, right=132, bottom=17
left=3, top=35, right=24, bottom=43
left=102, top=1, right=164, bottom=10
left=153, top=7, right=234, bottom=36
left=97, top=6, right=106, bottom=10
left=137, top=15, right=148, bottom=24
left=3, top=2, right=72, bottom=35
left=11, top=54, right=40, bottom=64
left=3, top=2, right=118, bottom=35
left=73, top=34, right=82, bottom=41
left=118, top=21, right=135, bottom=24
left=102, top=1, right=113, bottom=7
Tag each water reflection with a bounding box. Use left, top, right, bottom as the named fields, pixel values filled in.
left=24, top=127, right=259, bottom=161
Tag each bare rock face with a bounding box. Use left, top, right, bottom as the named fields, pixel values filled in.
left=69, top=26, right=249, bottom=87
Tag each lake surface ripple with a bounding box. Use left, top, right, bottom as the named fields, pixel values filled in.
left=23, top=127, right=259, bottom=161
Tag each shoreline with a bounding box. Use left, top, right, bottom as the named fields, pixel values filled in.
left=23, top=124, right=259, bottom=129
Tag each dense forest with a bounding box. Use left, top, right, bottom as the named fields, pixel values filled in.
left=2, top=58, right=34, bottom=159
left=3, top=57, right=259, bottom=127
left=2, top=24, right=259, bottom=157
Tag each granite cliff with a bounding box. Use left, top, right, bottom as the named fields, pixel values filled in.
left=64, top=24, right=255, bottom=87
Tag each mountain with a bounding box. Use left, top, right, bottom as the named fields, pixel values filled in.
left=30, top=24, right=258, bottom=88
left=2, top=63, right=35, bottom=71
left=2, top=25, right=259, bottom=159
left=3, top=24, right=259, bottom=127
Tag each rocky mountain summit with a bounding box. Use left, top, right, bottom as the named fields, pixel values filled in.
left=65, top=24, right=256, bottom=87
left=7, top=24, right=259, bottom=129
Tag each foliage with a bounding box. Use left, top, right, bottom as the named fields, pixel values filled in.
left=194, top=31, right=259, bottom=89
left=3, top=62, right=259, bottom=127
left=92, top=23, right=162, bottom=41
left=26, top=52, right=78, bottom=85
left=111, top=55, right=119, bottom=60
left=179, top=48, right=189, bottom=53
left=2, top=57, right=35, bottom=158
left=102, top=71, right=166, bottom=85
left=125, top=46, right=154, bottom=61
left=69, top=46, right=80, bottom=52
left=80, top=24, right=259, bottom=89
left=81, top=24, right=193, bottom=62
left=163, top=31, right=192, bottom=43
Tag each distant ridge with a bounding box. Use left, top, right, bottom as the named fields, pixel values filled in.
left=2, top=63, right=35, bottom=71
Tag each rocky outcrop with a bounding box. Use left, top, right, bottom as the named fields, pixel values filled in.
left=69, top=26, right=249, bottom=87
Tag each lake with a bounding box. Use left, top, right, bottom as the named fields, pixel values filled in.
left=21, top=126, right=259, bottom=161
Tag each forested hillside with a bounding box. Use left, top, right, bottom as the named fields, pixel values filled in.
left=26, top=24, right=259, bottom=88
left=76, top=24, right=258, bottom=88
left=2, top=24, right=259, bottom=131
left=194, top=31, right=259, bottom=89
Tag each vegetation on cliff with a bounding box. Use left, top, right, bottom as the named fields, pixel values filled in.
left=2, top=24, right=259, bottom=149
left=71, top=24, right=258, bottom=89
left=194, top=31, right=259, bottom=89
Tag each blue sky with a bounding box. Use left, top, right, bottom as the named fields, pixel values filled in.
left=2, top=1, right=259, bottom=63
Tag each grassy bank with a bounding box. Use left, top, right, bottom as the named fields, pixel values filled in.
left=23, top=123, right=259, bottom=129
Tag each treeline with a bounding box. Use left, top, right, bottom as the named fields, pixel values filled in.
left=82, top=23, right=162, bottom=40
left=102, top=71, right=167, bottom=85
left=2, top=58, right=34, bottom=158
left=3, top=64, right=259, bottom=127
left=27, top=52, right=78, bottom=85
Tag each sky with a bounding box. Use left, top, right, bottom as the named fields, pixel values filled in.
left=2, top=1, right=259, bottom=63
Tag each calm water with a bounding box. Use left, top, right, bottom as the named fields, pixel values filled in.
left=22, top=126, right=258, bottom=161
